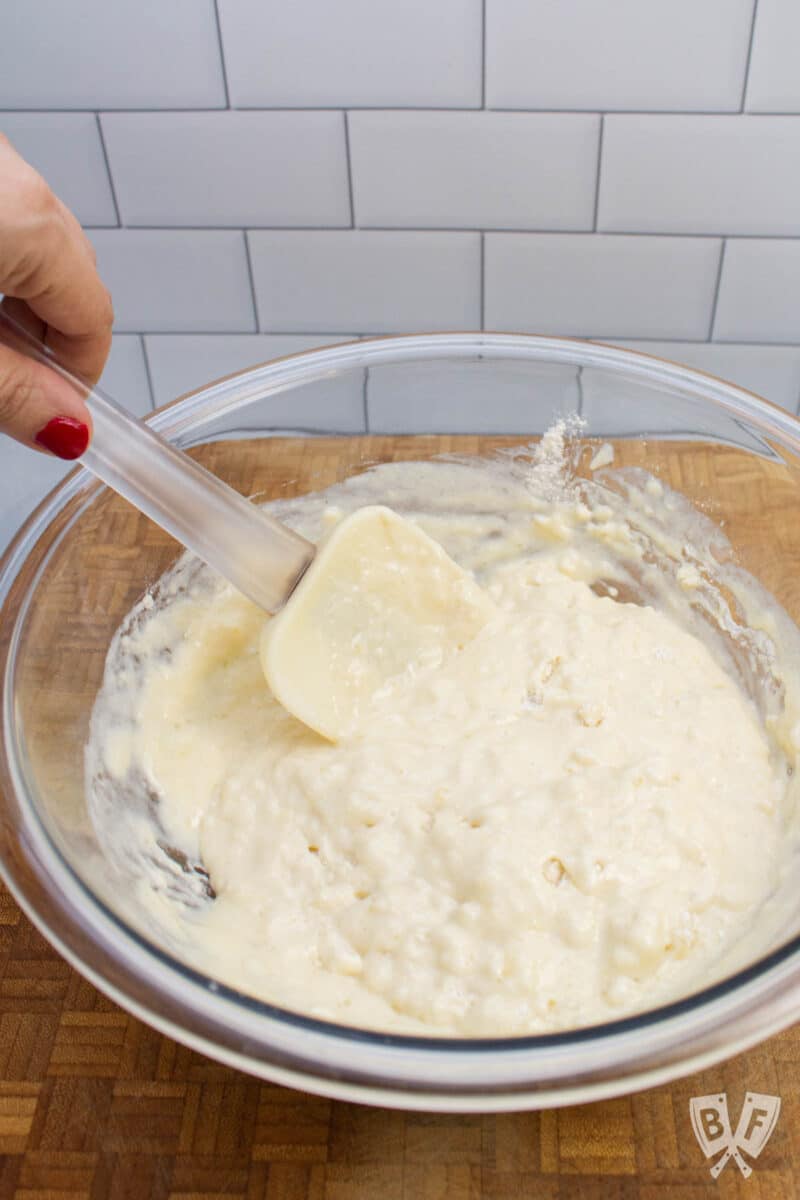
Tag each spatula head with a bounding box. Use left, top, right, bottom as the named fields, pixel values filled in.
left=260, top=505, right=495, bottom=741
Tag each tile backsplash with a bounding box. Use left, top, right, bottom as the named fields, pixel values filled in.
left=2, top=0, right=800, bottom=546
left=485, top=0, right=755, bottom=111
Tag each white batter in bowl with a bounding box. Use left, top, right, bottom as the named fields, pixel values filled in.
left=85, top=424, right=800, bottom=1037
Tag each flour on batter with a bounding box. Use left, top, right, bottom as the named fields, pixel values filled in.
left=85, top=436, right=800, bottom=1036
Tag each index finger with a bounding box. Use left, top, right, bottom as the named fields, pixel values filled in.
left=0, top=147, right=114, bottom=383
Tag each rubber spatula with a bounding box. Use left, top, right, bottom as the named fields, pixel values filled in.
left=0, top=311, right=493, bottom=741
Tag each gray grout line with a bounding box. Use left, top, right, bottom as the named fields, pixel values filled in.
left=481, top=0, right=487, bottom=109
left=617, top=336, right=800, bottom=348
left=1, top=107, right=232, bottom=115
left=618, top=336, right=789, bottom=346
left=232, top=104, right=487, bottom=113
left=82, top=225, right=800, bottom=240
left=117, top=329, right=366, bottom=336
left=116, top=331, right=800, bottom=349
left=343, top=111, right=356, bottom=228
left=791, top=357, right=800, bottom=412
left=479, top=232, right=486, bottom=330
left=740, top=0, right=759, bottom=113
left=709, top=336, right=800, bottom=346
left=242, top=231, right=261, bottom=331
left=708, top=239, right=727, bottom=340
left=592, top=114, right=604, bottom=231
left=141, top=330, right=358, bottom=339
left=362, top=367, right=370, bottom=432
left=90, top=223, right=353, bottom=232
left=9, top=105, right=800, bottom=115
left=571, top=231, right=798, bottom=241
left=94, top=113, right=122, bottom=227
left=139, top=335, right=157, bottom=410
left=212, top=0, right=231, bottom=109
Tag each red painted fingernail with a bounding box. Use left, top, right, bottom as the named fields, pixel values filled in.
left=34, top=416, right=90, bottom=460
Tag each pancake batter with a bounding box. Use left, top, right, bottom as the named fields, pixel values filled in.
left=86, top=432, right=800, bottom=1036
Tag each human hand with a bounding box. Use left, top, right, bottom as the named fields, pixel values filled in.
left=0, top=133, right=113, bottom=459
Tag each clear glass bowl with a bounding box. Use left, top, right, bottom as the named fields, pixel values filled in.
left=2, top=332, right=800, bottom=1113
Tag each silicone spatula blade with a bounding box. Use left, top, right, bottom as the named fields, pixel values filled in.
left=260, top=504, right=495, bottom=741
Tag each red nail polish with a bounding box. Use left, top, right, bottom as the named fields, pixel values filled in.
left=35, top=416, right=90, bottom=460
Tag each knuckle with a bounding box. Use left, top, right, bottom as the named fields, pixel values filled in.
left=0, top=366, right=40, bottom=428
left=98, top=288, right=115, bottom=332
left=25, top=171, right=57, bottom=215
left=3, top=192, right=64, bottom=296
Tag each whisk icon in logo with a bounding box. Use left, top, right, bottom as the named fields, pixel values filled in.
left=690, top=1092, right=781, bottom=1179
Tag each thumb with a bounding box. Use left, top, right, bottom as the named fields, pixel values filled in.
left=0, top=341, right=92, bottom=459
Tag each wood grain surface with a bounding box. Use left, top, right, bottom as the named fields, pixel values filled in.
left=2, top=434, right=800, bottom=1198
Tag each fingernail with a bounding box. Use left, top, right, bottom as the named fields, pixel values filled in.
left=35, top=416, right=90, bottom=460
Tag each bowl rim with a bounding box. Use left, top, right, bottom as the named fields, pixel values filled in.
left=2, top=330, right=800, bottom=1108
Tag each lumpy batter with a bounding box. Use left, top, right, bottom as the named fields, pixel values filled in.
left=86, top=433, right=800, bottom=1036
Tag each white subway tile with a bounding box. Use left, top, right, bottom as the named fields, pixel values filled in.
left=0, top=114, right=116, bottom=226
left=367, top=359, right=579, bottom=433
left=145, top=334, right=365, bottom=433
left=714, top=240, right=800, bottom=342
left=102, top=113, right=350, bottom=228
left=218, top=0, right=481, bottom=107
left=249, top=232, right=480, bottom=334
left=605, top=341, right=800, bottom=411
left=349, top=112, right=598, bottom=230
left=89, top=231, right=255, bottom=334
left=486, top=0, right=753, bottom=111
left=599, top=116, right=800, bottom=236
left=746, top=0, right=800, bottom=112
left=0, top=0, right=225, bottom=109
left=100, top=336, right=152, bottom=415
left=484, top=235, right=720, bottom=340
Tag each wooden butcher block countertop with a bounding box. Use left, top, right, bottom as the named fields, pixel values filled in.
left=1, top=435, right=799, bottom=1198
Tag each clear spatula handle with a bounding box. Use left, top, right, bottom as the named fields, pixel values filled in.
left=0, top=311, right=314, bottom=613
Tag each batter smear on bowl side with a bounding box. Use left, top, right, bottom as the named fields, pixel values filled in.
left=86, top=425, right=800, bottom=1036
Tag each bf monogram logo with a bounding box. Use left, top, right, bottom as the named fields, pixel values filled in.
left=690, top=1092, right=781, bottom=1179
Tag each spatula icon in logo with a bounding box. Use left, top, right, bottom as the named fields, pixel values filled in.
left=690, top=1092, right=781, bottom=1178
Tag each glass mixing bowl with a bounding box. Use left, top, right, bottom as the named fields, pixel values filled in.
left=1, top=332, right=800, bottom=1113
